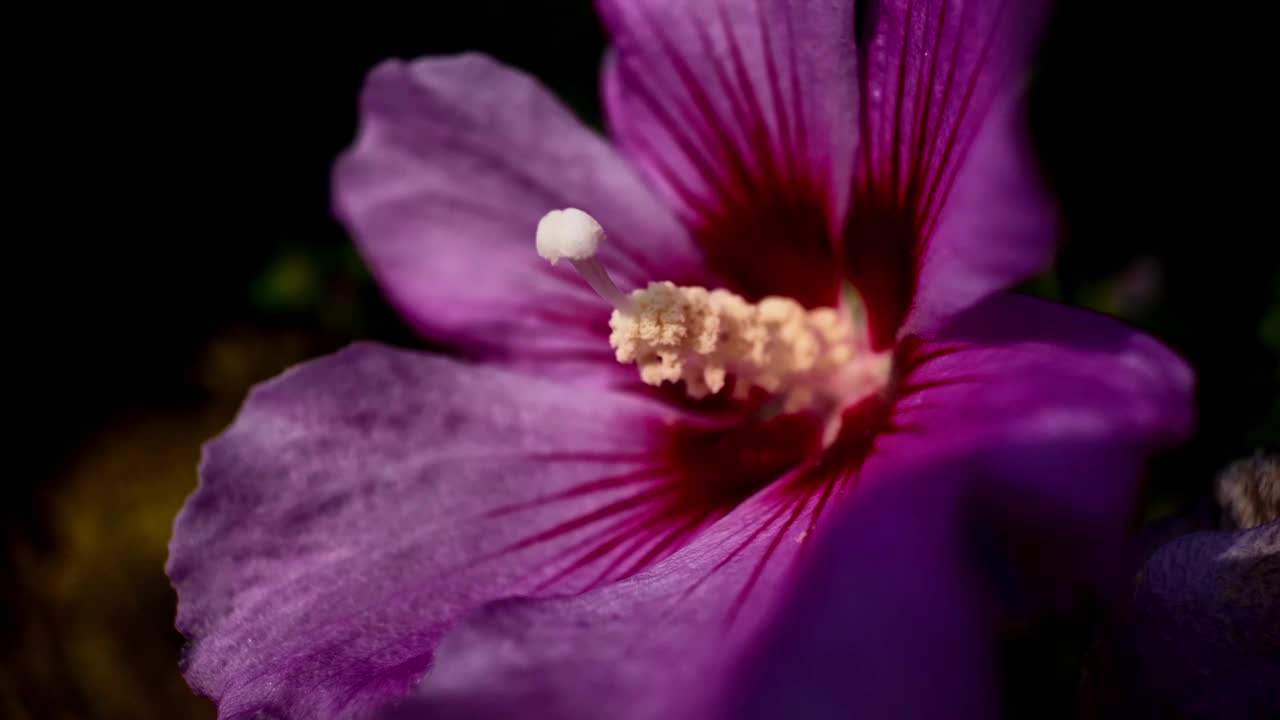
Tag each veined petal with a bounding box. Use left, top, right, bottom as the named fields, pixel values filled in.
left=723, top=462, right=1000, bottom=719
left=168, top=346, right=671, bottom=718
left=333, top=54, right=708, bottom=385
left=846, top=0, right=1057, bottom=347
left=167, top=344, right=815, bottom=720
left=598, top=0, right=859, bottom=308
left=867, top=294, right=1193, bottom=595
left=380, top=468, right=848, bottom=720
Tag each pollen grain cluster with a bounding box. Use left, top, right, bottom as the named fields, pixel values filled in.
left=609, top=281, right=859, bottom=412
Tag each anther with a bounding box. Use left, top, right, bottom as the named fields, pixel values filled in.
left=536, top=208, right=633, bottom=313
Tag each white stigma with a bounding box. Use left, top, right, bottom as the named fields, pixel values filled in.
left=536, top=208, right=633, bottom=312
left=536, top=208, right=604, bottom=264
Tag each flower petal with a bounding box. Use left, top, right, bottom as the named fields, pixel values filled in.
left=723, top=461, right=1001, bottom=719
left=1130, top=522, right=1280, bottom=719
left=381, top=463, right=852, bottom=720
left=598, top=0, right=859, bottom=308
left=166, top=343, right=708, bottom=719
left=846, top=0, right=1057, bottom=346
left=333, top=54, right=707, bottom=385
left=867, top=293, right=1194, bottom=595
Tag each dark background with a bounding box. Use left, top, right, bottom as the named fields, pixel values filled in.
left=5, top=3, right=1276, bottom=718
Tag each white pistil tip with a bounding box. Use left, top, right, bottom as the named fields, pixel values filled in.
left=536, top=208, right=604, bottom=265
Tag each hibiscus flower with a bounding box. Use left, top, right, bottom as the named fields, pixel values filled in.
left=166, top=1, right=1193, bottom=718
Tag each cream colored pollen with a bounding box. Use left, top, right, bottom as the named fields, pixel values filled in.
left=610, top=281, right=882, bottom=413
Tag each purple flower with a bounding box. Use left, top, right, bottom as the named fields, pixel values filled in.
left=166, top=1, right=1194, bottom=719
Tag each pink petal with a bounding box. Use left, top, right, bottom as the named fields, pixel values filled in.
left=168, top=344, right=685, bottom=718
left=382, top=474, right=845, bottom=720
left=846, top=0, right=1058, bottom=346
left=865, top=293, right=1194, bottom=595
left=333, top=54, right=709, bottom=385
left=724, top=462, right=1001, bottom=719
left=168, top=344, right=818, bottom=719
left=598, top=0, right=859, bottom=308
